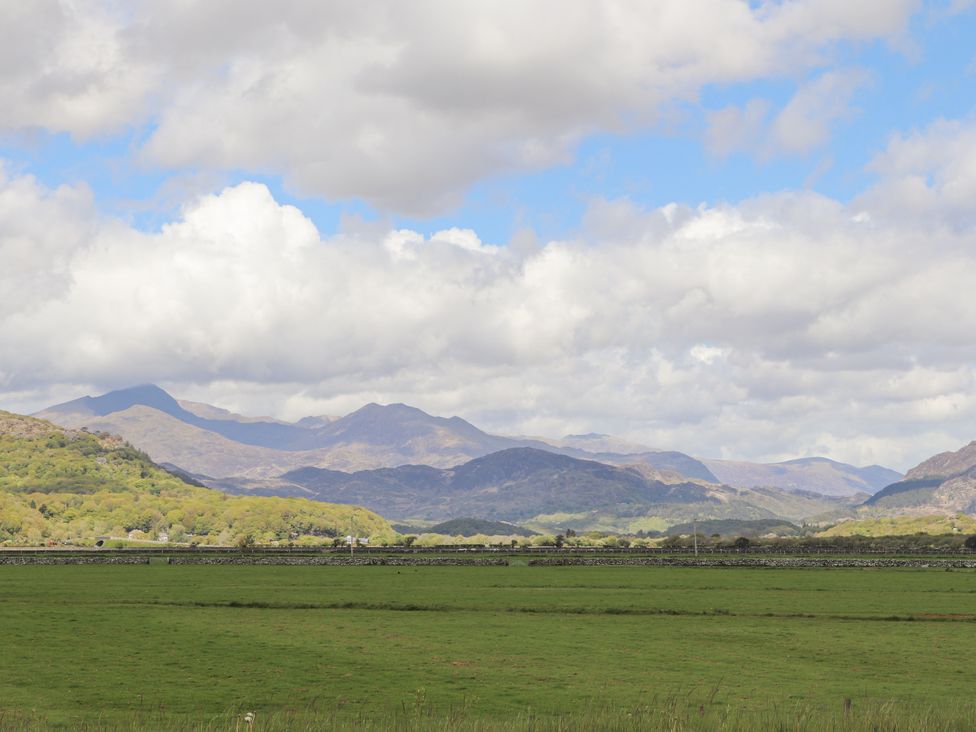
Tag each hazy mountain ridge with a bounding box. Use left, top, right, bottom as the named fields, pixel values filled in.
left=275, top=447, right=709, bottom=521
left=35, top=385, right=721, bottom=480
left=206, top=447, right=864, bottom=529
left=30, top=385, right=903, bottom=531
left=702, top=456, right=901, bottom=497
left=38, top=385, right=319, bottom=451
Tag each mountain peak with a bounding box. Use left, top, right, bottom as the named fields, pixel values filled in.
left=41, top=383, right=180, bottom=418
left=351, top=402, right=429, bottom=418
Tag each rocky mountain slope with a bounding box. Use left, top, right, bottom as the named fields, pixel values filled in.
left=860, top=440, right=976, bottom=517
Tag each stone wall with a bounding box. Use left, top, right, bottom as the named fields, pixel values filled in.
left=0, top=555, right=150, bottom=565
left=167, top=556, right=508, bottom=566
left=0, top=554, right=509, bottom=566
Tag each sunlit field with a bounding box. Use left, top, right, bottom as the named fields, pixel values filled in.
left=2, top=564, right=975, bottom=730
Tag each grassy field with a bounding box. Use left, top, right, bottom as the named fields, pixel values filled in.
left=1, top=564, right=975, bottom=730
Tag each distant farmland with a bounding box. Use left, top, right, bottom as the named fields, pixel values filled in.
left=2, top=564, right=975, bottom=730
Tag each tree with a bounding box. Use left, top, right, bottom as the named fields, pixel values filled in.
left=732, top=536, right=751, bottom=549
left=964, top=535, right=976, bottom=550
left=555, top=534, right=565, bottom=548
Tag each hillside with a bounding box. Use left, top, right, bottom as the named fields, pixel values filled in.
left=818, top=514, right=976, bottom=538
left=824, top=442, right=976, bottom=532
left=856, top=440, right=976, bottom=517
left=0, top=411, right=390, bottom=546
left=905, top=441, right=976, bottom=481
left=665, top=518, right=802, bottom=538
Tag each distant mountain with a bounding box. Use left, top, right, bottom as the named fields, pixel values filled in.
left=33, top=385, right=898, bottom=521
left=204, top=447, right=862, bottom=530
left=0, top=410, right=389, bottom=545
left=702, top=456, right=902, bottom=497
left=35, top=385, right=718, bottom=481
left=544, top=433, right=659, bottom=455
left=580, top=451, right=719, bottom=483
left=859, top=441, right=976, bottom=516
left=393, top=518, right=539, bottom=537
left=37, top=384, right=318, bottom=450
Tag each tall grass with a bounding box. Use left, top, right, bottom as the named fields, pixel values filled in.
left=3, top=698, right=975, bottom=731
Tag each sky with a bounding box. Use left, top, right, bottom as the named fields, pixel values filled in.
left=2, top=0, right=976, bottom=471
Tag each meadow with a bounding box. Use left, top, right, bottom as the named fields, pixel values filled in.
left=1, top=563, right=975, bottom=730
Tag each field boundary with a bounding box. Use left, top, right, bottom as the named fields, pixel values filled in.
left=528, top=557, right=976, bottom=568
left=0, top=555, right=508, bottom=566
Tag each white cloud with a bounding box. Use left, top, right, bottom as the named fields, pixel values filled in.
left=857, top=116, right=976, bottom=228
left=0, top=165, right=98, bottom=316
left=705, top=68, right=870, bottom=159
left=2, top=136, right=976, bottom=471
left=0, top=1, right=156, bottom=137
left=705, top=99, right=771, bottom=158
left=770, top=69, right=870, bottom=154
left=0, top=1, right=918, bottom=213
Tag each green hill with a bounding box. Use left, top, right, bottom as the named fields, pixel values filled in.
left=0, top=411, right=390, bottom=546
left=818, top=514, right=976, bottom=538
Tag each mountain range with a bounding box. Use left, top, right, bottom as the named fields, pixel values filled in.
left=27, top=384, right=902, bottom=531
left=36, top=384, right=895, bottom=490
left=35, top=384, right=968, bottom=531
left=13, top=384, right=976, bottom=535
left=39, top=385, right=721, bottom=481
left=207, top=446, right=867, bottom=531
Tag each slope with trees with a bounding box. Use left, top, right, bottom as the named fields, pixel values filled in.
left=0, top=411, right=390, bottom=546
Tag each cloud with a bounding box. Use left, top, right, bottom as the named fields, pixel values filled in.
left=0, top=1, right=155, bottom=137
left=857, top=116, right=976, bottom=228
left=705, top=68, right=870, bottom=158
left=0, top=165, right=99, bottom=316
left=0, top=1, right=918, bottom=213
left=704, top=99, right=771, bottom=158
left=2, top=131, right=976, bottom=471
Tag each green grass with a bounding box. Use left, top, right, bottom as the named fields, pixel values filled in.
left=1, top=565, right=975, bottom=729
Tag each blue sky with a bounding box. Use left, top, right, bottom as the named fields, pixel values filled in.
left=2, top=1, right=976, bottom=469
left=3, top=4, right=973, bottom=244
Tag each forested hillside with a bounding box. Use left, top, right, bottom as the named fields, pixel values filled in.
left=0, top=411, right=390, bottom=546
